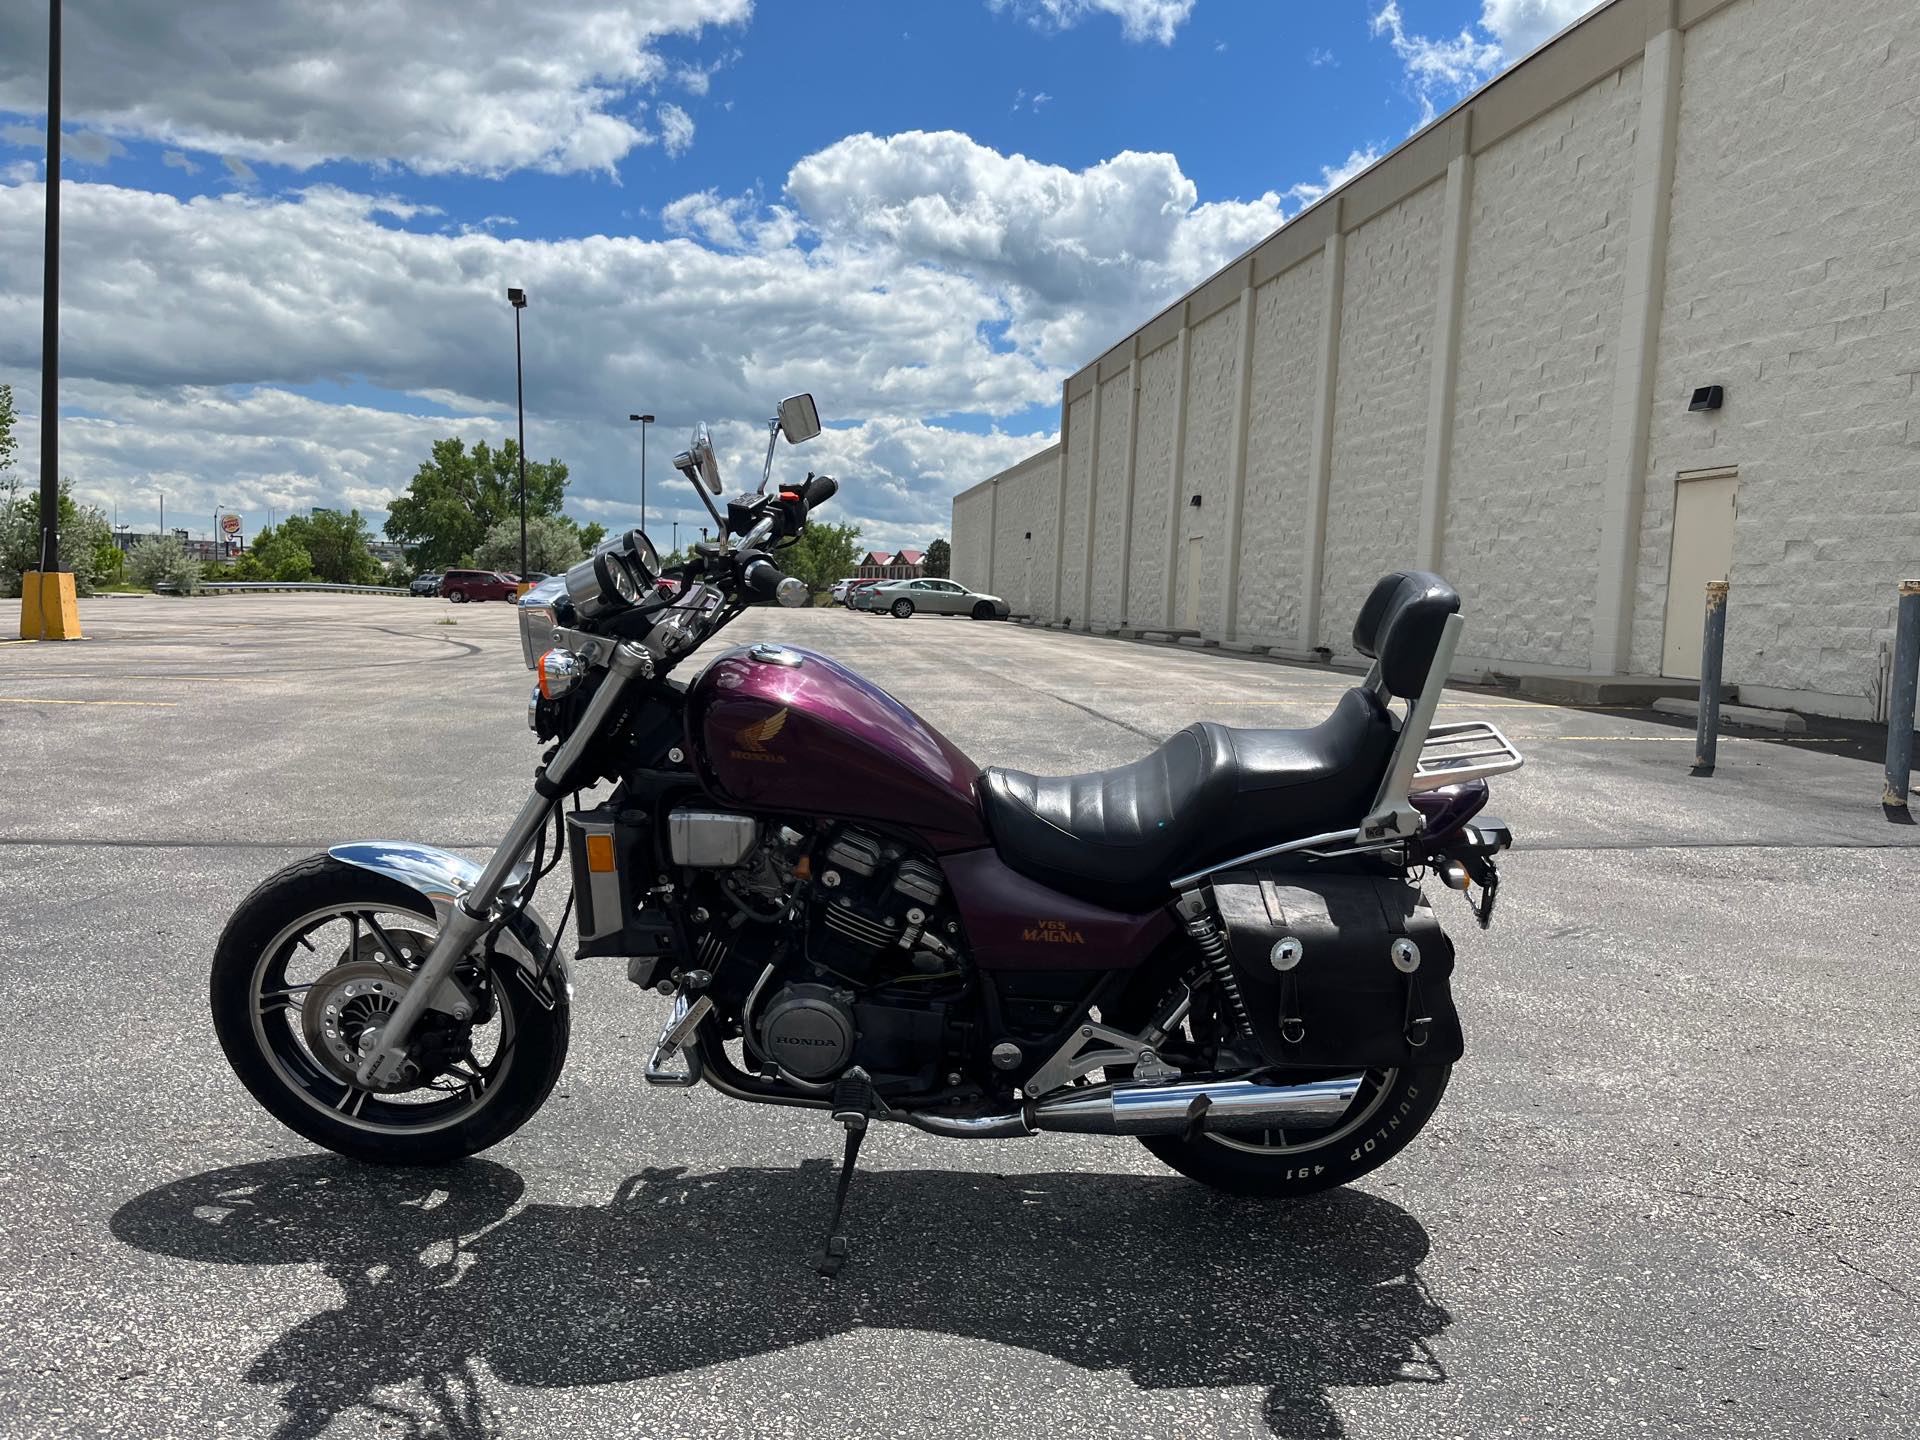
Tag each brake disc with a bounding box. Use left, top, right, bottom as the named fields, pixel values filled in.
left=300, top=959, right=421, bottom=1092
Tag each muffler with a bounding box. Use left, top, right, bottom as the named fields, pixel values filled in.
left=898, top=1074, right=1362, bottom=1140
left=1030, top=1075, right=1363, bottom=1136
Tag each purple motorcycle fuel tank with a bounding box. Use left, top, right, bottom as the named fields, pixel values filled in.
left=686, top=644, right=990, bottom=852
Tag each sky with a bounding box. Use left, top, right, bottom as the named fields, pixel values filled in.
left=0, top=0, right=1597, bottom=554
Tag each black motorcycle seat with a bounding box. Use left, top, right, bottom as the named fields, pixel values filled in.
left=979, top=687, right=1397, bottom=911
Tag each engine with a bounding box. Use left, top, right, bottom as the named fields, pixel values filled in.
left=670, top=811, right=969, bottom=1094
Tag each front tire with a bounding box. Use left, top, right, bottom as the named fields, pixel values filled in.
left=446, top=588, right=467, bottom=604
left=210, top=854, right=570, bottom=1165
left=891, top=598, right=914, bottom=618
left=1139, top=1064, right=1450, bottom=1197
left=971, top=601, right=995, bottom=620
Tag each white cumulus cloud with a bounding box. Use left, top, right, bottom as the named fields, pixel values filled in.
left=0, top=0, right=749, bottom=176
left=1371, top=0, right=1595, bottom=128
left=989, top=0, right=1196, bottom=45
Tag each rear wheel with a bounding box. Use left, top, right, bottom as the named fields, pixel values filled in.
left=210, top=854, right=569, bottom=1165
left=891, top=598, right=914, bottom=618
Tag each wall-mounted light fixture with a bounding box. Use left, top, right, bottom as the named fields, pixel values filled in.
left=1024, top=531, right=1032, bottom=540
left=1688, top=384, right=1724, bottom=412
left=1189, top=494, right=1203, bottom=508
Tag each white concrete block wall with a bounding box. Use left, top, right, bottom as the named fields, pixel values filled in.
left=1058, top=395, right=1094, bottom=623
left=1180, top=303, right=1242, bottom=632
left=1319, top=182, right=1444, bottom=652
left=1090, top=370, right=1133, bottom=625
left=1237, top=255, right=1324, bottom=645
left=1631, top=0, right=1920, bottom=715
left=950, top=488, right=991, bottom=595
left=978, top=447, right=1060, bottom=617
left=1128, top=338, right=1180, bottom=627
left=1445, top=64, right=1640, bottom=670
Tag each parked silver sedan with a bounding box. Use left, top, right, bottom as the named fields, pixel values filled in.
left=867, top=577, right=1010, bottom=620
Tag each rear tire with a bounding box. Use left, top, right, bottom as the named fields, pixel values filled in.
left=1138, top=1065, right=1450, bottom=1197
left=891, top=599, right=914, bottom=618
left=210, top=854, right=569, bottom=1165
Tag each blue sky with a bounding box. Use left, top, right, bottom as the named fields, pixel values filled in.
left=0, top=0, right=1591, bottom=551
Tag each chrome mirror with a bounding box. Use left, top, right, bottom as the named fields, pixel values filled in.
left=674, top=423, right=724, bottom=495
left=777, top=393, right=822, bottom=444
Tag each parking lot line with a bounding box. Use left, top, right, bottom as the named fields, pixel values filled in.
left=0, top=696, right=179, bottom=708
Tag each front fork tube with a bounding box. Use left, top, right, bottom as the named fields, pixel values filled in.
left=356, top=642, right=653, bottom=1087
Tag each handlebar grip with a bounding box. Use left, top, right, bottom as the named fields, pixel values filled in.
left=740, top=555, right=786, bottom=601
left=802, top=473, right=838, bottom=509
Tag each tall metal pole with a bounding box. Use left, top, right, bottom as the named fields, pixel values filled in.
left=1883, top=578, right=1920, bottom=813
left=36, top=0, right=61, bottom=578
left=514, top=305, right=527, bottom=580
left=641, top=419, right=648, bottom=532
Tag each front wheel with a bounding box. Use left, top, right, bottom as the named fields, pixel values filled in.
left=971, top=601, right=996, bottom=620
left=1140, top=1064, right=1450, bottom=1197
left=891, top=598, right=914, bottom=618
left=210, top=854, right=570, bottom=1165
left=446, top=588, right=467, bottom=604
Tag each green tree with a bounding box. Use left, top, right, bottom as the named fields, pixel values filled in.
left=127, top=533, right=202, bottom=594
left=923, top=537, right=951, bottom=578
left=235, top=523, right=316, bottom=581
left=576, top=521, right=608, bottom=552
left=0, top=383, right=17, bottom=492
left=778, top=520, right=863, bottom=598
left=0, top=480, right=113, bottom=597
left=474, top=513, right=585, bottom=575
left=384, top=438, right=571, bottom=571
left=274, top=510, right=379, bottom=583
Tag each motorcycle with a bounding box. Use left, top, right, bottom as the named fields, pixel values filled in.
left=210, top=393, right=1521, bottom=1273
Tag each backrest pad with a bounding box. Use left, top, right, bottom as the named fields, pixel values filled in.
left=1350, top=570, right=1460, bottom=699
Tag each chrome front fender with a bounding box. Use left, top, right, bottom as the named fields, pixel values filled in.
left=327, top=841, right=568, bottom=997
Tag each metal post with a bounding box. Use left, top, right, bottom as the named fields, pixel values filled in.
left=36, top=0, right=61, bottom=577
left=1883, top=579, right=1920, bottom=812
left=1692, top=580, right=1728, bottom=776
left=514, top=308, right=526, bottom=579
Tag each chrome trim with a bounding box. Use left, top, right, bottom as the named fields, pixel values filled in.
left=1031, top=1075, right=1363, bottom=1136
left=1169, top=827, right=1398, bottom=889
left=1362, top=610, right=1465, bottom=840
left=645, top=994, right=711, bottom=1087
left=1410, top=719, right=1525, bottom=792
left=747, top=643, right=804, bottom=667
left=326, top=842, right=554, bottom=980
left=667, top=809, right=761, bottom=868
left=898, top=1110, right=1036, bottom=1139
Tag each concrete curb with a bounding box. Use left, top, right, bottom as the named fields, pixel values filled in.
left=1652, top=696, right=1807, bottom=732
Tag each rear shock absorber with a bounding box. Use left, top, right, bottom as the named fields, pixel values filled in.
left=1175, top=888, right=1253, bottom=1039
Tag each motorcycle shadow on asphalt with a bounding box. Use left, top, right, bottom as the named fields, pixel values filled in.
left=110, top=1154, right=1449, bottom=1439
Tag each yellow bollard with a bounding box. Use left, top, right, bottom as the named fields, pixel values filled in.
left=18, top=570, right=84, bottom=640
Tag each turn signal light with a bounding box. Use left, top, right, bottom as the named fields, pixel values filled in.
left=537, top=648, right=584, bottom=699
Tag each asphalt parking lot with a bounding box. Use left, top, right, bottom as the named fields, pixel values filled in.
left=2, top=594, right=1916, bottom=1439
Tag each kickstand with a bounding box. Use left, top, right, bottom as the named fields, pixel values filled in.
left=814, top=1066, right=874, bottom=1278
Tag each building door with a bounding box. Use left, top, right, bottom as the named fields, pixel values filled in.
left=1183, top=536, right=1205, bottom=630
left=1661, top=468, right=1739, bottom=679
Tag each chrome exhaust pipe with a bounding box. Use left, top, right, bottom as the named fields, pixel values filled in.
left=898, top=1074, right=1362, bottom=1140
left=1030, top=1075, right=1364, bottom=1136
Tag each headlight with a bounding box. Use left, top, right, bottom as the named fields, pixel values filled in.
left=517, top=575, right=566, bottom=669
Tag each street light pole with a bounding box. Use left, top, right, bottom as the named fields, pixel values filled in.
left=36, top=0, right=62, bottom=578
left=628, top=412, right=654, bottom=532
left=507, top=287, right=529, bottom=582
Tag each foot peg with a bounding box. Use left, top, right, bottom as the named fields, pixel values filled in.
left=644, top=994, right=711, bottom=1087
left=814, top=1066, right=875, bottom=1278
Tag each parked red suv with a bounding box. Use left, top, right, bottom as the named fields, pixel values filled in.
left=439, top=569, right=520, bottom=603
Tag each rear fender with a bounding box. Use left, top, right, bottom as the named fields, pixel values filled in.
left=327, top=841, right=569, bottom=1003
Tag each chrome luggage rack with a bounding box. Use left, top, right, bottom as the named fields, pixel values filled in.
left=1409, top=720, right=1525, bottom=792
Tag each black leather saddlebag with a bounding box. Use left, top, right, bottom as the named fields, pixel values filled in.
left=1211, top=871, right=1463, bottom=1068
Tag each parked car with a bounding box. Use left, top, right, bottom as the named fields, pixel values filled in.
left=409, top=572, right=441, bottom=597
left=847, top=580, right=884, bottom=612
left=866, top=577, right=1009, bottom=620
left=439, top=568, right=520, bottom=603
left=830, top=577, right=862, bottom=605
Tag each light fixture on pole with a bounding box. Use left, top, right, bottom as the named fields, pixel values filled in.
left=144, top=486, right=164, bottom=541
left=23, top=0, right=76, bottom=638
left=628, top=413, right=654, bottom=533
left=507, top=287, right=529, bottom=584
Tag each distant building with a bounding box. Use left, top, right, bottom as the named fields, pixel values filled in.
left=856, top=549, right=927, bottom=581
